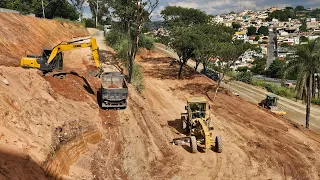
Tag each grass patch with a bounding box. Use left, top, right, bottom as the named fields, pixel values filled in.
left=53, top=17, right=83, bottom=26
left=312, top=98, right=320, bottom=105
left=251, top=79, right=297, bottom=99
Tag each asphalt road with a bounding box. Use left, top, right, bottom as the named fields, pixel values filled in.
left=154, top=43, right=320, bottom=133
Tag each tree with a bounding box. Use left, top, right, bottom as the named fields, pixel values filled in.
left=299, top=25, right=308, bottom=32
left=170, top=27, right=200, bottom=78
left=258, top=26, right=269, bottom=36
left=42, top=0, right=79, bottom=20
left=193, top=24, right=234, bottom=72
left=254, top=36, right=260, bottom=41
left=232, top=22, right=241, bottom=30
left=265, top=59, right=286, bottom=78
left=286, top=39, right=320, bottom=128
left=213, top=41, right=252, bottom=100
left=251, top=58, right=267, bottom=74
left=88, top=0, right=110, bottom=27
left=295, top=5, right=305, bottom=12
left=161, top=6, right=209, bottom=27
left=285, top=7, right=293, bottom=10
left=300, top=36, right=308, bottom=43
left=70, top=0, right=85, bottom=20
left=247, top=26, right=257, bottom=36
left=109, top=0, right=158, bottom=83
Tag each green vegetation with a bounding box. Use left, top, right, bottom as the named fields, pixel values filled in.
left=83, top=18, right=95, bottom=28
left=161, top=6, right=209, bottom=27
left=232, top=22, right=241, bottom=30
left=0, top=0, right=79, bottom=20
left=266, top=59, right=286, bottom=78
left=236, top=71, right=252, bottom=84
left=247, top=26, right=257, bottom=36
left=266, top=9, right=296, bottom=21
left=312, top=98, right=320, bottom=105
left=257, top=26, right=269, bottom=36
left=286, top=38, right=320, bottom=128
left=251, top=58, right=267, bottom=75
left=53, top=18, right=82, bottom=25
left=251, top=80, right=297, bottom=99
left=138, top=35, right=155, bottom=51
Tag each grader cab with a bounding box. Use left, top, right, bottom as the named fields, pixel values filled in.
left=172, top=97, right=223, bottom=153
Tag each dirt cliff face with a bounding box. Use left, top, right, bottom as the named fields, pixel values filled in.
left=0, top=12, right=89, bottom=67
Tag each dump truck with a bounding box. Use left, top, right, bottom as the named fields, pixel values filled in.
left=172, top=97, right=222, bottom=153
left=100, top=72, right=128, bottom=109
left=259, top=93, right=286, bottom=116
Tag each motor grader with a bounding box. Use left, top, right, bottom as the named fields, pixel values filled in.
left=172, top=97, right=223, bottom=153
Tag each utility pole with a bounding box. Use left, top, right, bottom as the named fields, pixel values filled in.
left=95, top=0, right=99, bottom=27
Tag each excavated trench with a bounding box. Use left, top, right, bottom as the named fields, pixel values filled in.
left=44, top=130, right=102, bottom=179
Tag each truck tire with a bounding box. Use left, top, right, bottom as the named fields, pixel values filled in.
left=215, top=136, right=223, bottom=153
left=181, top=116, right=187, bottom=131
left=190, top=136, right=197, bottom=153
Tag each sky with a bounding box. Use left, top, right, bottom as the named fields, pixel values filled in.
left=83, top=0, right=320, bottom=20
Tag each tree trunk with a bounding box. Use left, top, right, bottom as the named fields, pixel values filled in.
left=203, top=63, right=207, bottom=73
left=128, top=33, right=139, bottom=83
left=306, top=74, right=312, bottom=129
left=317, top=75, right=320, bottom=98
left=195, top=61, right=200, bottom=72
left=213, top=73, right=225, bottom=101
left=178, top=62, right=184, bottom=79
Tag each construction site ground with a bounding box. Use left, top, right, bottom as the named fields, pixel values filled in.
left=0, top=13, right=320, bottom=180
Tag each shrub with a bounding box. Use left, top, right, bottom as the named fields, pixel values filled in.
left=83, top=18, right=95, bottom=28
left=132, top=63, right=145, bottom=93
left=139, top=35, right=155, bottom=50
left=312, top=98, right=320, bottom=105
left=236, top=71, right=253, bottom=84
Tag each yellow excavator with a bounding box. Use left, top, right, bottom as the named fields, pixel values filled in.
left=20, top=37, right=103, bottom=77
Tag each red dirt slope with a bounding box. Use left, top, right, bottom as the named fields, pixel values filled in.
left=0, top=12, right=89, bottom=66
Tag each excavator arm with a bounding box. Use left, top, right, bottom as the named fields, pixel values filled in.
left=20, top=37, right=103, bottom=77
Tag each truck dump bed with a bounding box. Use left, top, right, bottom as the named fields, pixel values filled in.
left=101, top=72, right=128, bottom=108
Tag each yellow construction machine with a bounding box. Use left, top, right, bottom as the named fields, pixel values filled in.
left=259, top=93, right=287, bottom=116
left=172, top=97, right=223, bottom=153
left=20, top=37, right=103, bottom=77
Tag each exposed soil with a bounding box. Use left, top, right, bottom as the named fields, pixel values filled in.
left=0, top=12, right=89, bottom=67
left=115, top=50, right=320, bottom=179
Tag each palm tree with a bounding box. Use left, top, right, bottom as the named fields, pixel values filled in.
left=286, top=38, right=320, bottom=128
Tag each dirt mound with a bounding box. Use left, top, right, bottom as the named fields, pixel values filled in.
left=0, top=12, right=89, bottom=67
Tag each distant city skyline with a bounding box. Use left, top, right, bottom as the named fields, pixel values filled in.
left=83, top=0, right=320, bottom=20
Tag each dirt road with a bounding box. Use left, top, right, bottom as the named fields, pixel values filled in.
left=154, top=44, right=320, bottom=133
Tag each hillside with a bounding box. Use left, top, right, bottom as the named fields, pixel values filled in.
left=0, top=12, right=89, bottom=66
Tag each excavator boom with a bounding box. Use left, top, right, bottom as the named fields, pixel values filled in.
left=20, top=37, right=102, bottom=76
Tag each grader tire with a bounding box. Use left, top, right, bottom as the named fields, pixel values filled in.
left=190, top=136, right=197, bottom=153
left=181, top=116, right=187, bottom=131
left=215, top=136, right=223, bottom=153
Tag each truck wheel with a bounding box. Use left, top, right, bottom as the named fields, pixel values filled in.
left=215, top=136, right=223, bottom=153
left=190, top=136, right=197, bottom=153
left=181, top=116, right=187, bottom=131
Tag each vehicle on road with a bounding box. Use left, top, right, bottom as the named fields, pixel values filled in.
left=259, top=93, right=286, bottom=116
left=173, top=97, right=222, bottom=153
left=100, top=72, right=128, bottom=109
left=201, top=69, right=220, bottom=81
